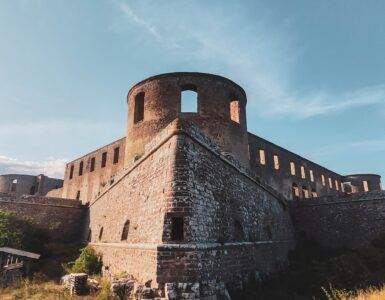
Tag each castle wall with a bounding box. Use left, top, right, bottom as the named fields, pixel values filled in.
left=0, top=174, right=63, bottom=197
left=88, top=127, right=178, bottom=283
left=154, top=127, right=295, bottom=289
left=0, top=193, right=86, bottom=242
left=62, top=137, right=126, bottom=203
left=290, top=191, right=385, bottom=249
left=248, top=133, right=345, bottom=200
left=89, top=120, right=295, bottom=294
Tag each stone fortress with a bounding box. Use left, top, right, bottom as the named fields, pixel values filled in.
left=0, top=72, right=384, bottom=298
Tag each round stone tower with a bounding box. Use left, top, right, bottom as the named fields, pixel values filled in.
left=124, top=72, right=250, bottom=167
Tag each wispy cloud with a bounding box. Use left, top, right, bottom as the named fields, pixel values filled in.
left=113, top=1, right=385, bottom=119
left=311, top=139, right=385, bottom=157
left=0, top=155, right=66, bottom=178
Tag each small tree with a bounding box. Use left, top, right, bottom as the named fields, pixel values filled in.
left=71, top=246, right=102, bottom=275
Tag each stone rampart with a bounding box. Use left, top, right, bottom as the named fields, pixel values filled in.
left=290, top=191, right=385, bottom=249
left=0, top=193, right=86, bottom=242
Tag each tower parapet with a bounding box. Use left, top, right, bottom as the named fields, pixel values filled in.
left=124, top=72, right=250, bottom=167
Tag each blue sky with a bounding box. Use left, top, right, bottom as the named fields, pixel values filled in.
left=0, top=0, right=384, bottom=180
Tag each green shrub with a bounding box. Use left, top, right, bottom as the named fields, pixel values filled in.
left=70, top=246, right=103, bottom=275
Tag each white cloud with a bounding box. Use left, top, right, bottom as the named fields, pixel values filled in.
left=114, top=1, right=385, bottom=119
left=0, top=155, right=66, bottom=178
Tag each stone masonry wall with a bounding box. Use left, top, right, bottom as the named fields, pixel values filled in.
left=0, top=193, right=86, bottom=242
left=155, top=126, right=295, bottom=290
left=290, top=191, right=385, bottom=249
left=88, top=119, right=296, bottom=295
left=88, top=128, right=178, bottom=284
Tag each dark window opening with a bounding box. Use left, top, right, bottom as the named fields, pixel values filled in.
left=230, top=99, right=240, bottom=123
left=121, top=220, right=130, bottom=241
left=264, top=225, right=272, bottom=240
left=292, top=183, right=299, bottom=200
left=69, top=165, right=74, bottom=179
left=90, top=157, right=95, bottom=172
left=181, top=85, right=198, bottom=113
left=101, top=152, right=107, bottom=168
left=79, top=161, right=84, bottom=176
left=171, top=217, right=184, bottom=241
left=234, top=220, right=245, bottom=241
left=76, top=190, right=80, bottom=200
left=30, top=185, right=36, bottom=195
left=99, top=227, right=103, bottom=241
left=134, top=92, right=145, bottom=124
left=10, top=179, right=17, bottom=192
left=113, top=147, right=120, bottom=164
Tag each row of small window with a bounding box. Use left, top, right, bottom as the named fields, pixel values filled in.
left=69, top=147, right=120, bottom=179
left=94, top=216, right=184, bottom=242
left=258, top=150, right=343, bottom=191
left=133, top=88, right=241, bottom=124
left=292, top=183, right=318, bottom=199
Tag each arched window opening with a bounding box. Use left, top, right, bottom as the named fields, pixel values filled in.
left=171, top=216, right=184, bottom=241
left=99, top=227, right=104, bottom=241
left=311, top=189, right=318, bottom=198
left=234, top=220, right=245, bottom=241
left=273, top=155, right=280, bottom=170
left=79, top=161, right=84, bottom=176
left=328, top=178, right=333, bottom=189
left=134, top=92, right=145, bottom=123
left=121, top=220, right=130, bottom=241
left=181, top=85, right=198, bottom=113
left=292, top=183, right=299, bottom=200
left=321, top=174, right=326, bottom=186
left=230, top=99, right=240, bottom=123
left=10, top=179, right=18, bottom=192
left=302, top=186, right=309, bottom=198
left=290, top=162, right=296, bottom=175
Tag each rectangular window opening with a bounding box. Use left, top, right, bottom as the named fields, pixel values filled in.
left=259, top=150, right=266, bottom=165
left=230, top=99, right=240, bottom=123
left=301, top=166, right=306, bottom=179
left=90, top=157, right=95, bottom=172
left=134, top=92, right=145, bottom=123
left=69, top=165, right=74, bottom=180
left=171, top=216, right=184, bottom=241
left=290, top=162, right=296, bottom=176
left=363, top=180, right=370, bottom=192
left=273, top=155, right=280, bottom=170
left=310, top=170, right=314, bottom=182
left=322, top=175, right=326, bottom=186
left=101, top=152, right=107, bottom=168
left=79, top=161, right=84, bottom=176
left=113, top=147, right=120, bottom=164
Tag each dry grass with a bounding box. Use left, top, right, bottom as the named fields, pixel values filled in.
left=0, top=278, right=108, bottom=300
left=0, top=280, right=71, bottom=300
left=324, top=285, right=385, bottom=300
